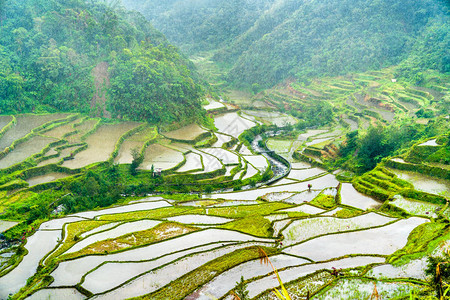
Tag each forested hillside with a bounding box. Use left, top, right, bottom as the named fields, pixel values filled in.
left=123, top=0, right=449, bottom=88
left=0, top=0, right=204, bottom=123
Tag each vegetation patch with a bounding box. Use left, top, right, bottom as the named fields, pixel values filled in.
left=219, top=215, right=273, bottom=237
left=60, top=222, right=198, bottom=260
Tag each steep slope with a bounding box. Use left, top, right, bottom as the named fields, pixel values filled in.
left=0, top=0, right=204, bottom=123
left=123, top=0, right=449, bottom=87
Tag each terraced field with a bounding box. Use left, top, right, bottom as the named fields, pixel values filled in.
left=0, top=68, right=449, bottom=299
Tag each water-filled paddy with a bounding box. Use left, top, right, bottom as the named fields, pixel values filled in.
left=140, top=143, right=184, bottom=170
left=279, top=204, right=325, bottom=215
left=0, top=115, right=13, bottom=131
left=164, top=124, right=208, bottom=141
left=82, top=243, right=232, bottom=294
left=203, top=99, right=225, bottom=111
left=391, top=195, right=440, bottom=218
left=314, top=278, right=419, bottom=299
left=0, top=114, right=69, bottom=152
left=282, top=213, right=396, bottom=245
left=340, top=183, right=380, bottom=210
left=42, top=119, right=80, bottom=139
left=176, top=152, right=203, bottom=172
left=26, top=288, right=86, bottom=300
left=284, top=217, right=428, bottom=261
left=0, top=220, right=18, bottom=232
left=66, top=119, right=98, bottom=143
left=0, top=230, right=62, bottom=299
left=214, top=112, right=256, bottom=137
left=114, top=127, right=155, bottom=164
left=0, top=135, right=57, bottom=169
left=50, top=229, right=273, bottom=287
left=209, top=175, right=339, bottom=200
left=211, top=132, right=232, bottom=147
left=419, top=139, right=438, bottom=146
left=202, top=148, right=239, bottom=165
left=243, top=110, right=297, bottom=126
left=246, top=256, right=385, bottom=298
left=367, top=257, right=428, bottom=280
left=243, top=155, right=268, bottom=171
left=390, top=169, right=450, bottom=196
left=65, top=220, right=161, bottom=254
left=187, top=254, right=309, bottom=300
left=71, top=200, right=171, bottom=219
left=26, top=172, right=71, bottom=187
left=90, top=244, right=269, bottom=299
left=63, top=122, right=140, bottom=169
left=288, top=168, right=326, bottom=181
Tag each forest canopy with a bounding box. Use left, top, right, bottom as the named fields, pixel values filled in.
left=123, top=0, right=449, bottom=88
left=0, top=0, right=204, bottom=123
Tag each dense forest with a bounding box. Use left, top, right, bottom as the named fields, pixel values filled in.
left=0, top=0, right=204, bottom=123
left=123, top=0, right=449, bottom=88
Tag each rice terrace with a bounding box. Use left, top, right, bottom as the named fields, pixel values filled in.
left=0, top=0, right=449, bottom=300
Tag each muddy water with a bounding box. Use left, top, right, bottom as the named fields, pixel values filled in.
left=243, top=110, right=298, bottom=126
left=26, top=172, right=71, bottom=187
left=37, top=145, right=81, bottom=167
left=0, top=135, right=57, bottom=169
left=0, top=220, right=18, bottom=232
left=43, top=119, right=81, bottom=139
left=214, top=112, right=256, bottom=137
left=284, top=217, right=428, bottom=261
left=50, top=229, right=273, bottom=287
left=0, top=230, right=62, bottom=299
left=390, top=169, right=450, bottom=196
left=0, top=115, right=13, bottom=130
left=282, top=213, right=396, bottom=245
left=114, top=127, right=154, bottom=164
left=246, top=256, right=385, bottom=298
left=26, top=288, right=86, bottom=300
left=176, top=152, right=203, bottom=172
left=0, top=114, right=69, bottom=151
left=140, top=144, right=184, bottom=170
left=66, top=119, right=99, bottom=143
left=187, top=254, right=309, bottom=300
left=343, top=118, right=358, bottom=131
left=164, top=124, right=207, bottom=141
left=63, top=122, right=140, bottom=169
left=340, top=183, right=380, bottom=210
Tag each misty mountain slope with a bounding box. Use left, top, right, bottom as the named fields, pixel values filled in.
left=0, top=0, right=204, bottom=124
left=122, top=0, right=449, bottom=87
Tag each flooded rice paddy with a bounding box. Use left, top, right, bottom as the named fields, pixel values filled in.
left=26, top=172, right=71, bottom=187
left=164, top=124, right=207, bottom=141
left=63, top=122, right=140, bottom=169
left=0, top=135, right=56, bottom=169
left=0, top=112, right=445, bottom=299
left=140, top=143, right=184, bottom=170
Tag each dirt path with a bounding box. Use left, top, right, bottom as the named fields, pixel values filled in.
left=91, top=62, right=111, bottom=118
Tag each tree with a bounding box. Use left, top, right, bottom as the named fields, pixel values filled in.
left=233, top=276, right=249, bottom=300
left=130, top=147, right=143, bottom=175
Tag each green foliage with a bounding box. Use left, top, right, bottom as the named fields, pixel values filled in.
left=124, top=0, right=449, bottom=87
left=107, top=44, right=203, bottom=124
left=219, top=215, right=273, bottom=237
left=0, top=0, right=204, bottom=123
left=234, top=276, right=249, bottom=300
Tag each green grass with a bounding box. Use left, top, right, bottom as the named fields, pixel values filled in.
left=203, top=202, right=293, bottom=218
left=219, top=215, right=273, bottom=237
left=310, top=194, right=336, bottom=209
left=388, top=222, right=449, bottom=265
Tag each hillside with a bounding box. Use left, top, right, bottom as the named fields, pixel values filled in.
left=123, top=0, right=449, bottom=88
left=0, top=0, right=204, bottom=124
